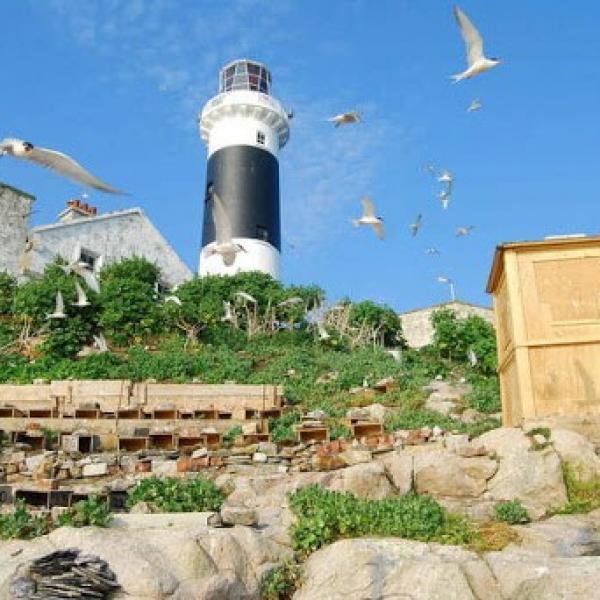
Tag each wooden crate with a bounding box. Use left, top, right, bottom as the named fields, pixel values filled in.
left=487, top=236, right=600, bottom=425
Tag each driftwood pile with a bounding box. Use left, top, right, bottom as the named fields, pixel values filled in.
left=10, top=549, right=120, bottom=599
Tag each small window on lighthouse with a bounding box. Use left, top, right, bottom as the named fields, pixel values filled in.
left=256, top=131, right=265, bottom=145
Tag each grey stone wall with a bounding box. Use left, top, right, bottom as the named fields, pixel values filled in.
left=29, top=209, right=193, bottom=288
left=399, top=301, right=495, bottom=349
left=0, top=183, right=35, bottom=279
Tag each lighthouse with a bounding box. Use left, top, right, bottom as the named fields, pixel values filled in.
left=198, top=59, right=290, bottom=279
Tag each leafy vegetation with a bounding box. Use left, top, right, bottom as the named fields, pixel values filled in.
left=384, top=409, right=500, bottom=438
left=127, top=476, right=224, bottom=512
left=288, top=485, right=474, bottom=556
left=57, top=496, right=113, bottom=528
left=0, top=501, right=51, bottom=540
left=269, top=411, right=301, bottom=444
left=259, top=560, right=303, bottom=600
left=555, top=462, right=600, bottom=514
left=223, top=425, right=243, bottom=446
left=493, top=500, right=530, bottom=524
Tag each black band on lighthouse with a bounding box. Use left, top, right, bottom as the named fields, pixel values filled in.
left=202, top=145, right=281, bottom=251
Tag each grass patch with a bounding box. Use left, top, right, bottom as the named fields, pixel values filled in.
left=554, top=462, right=600, bottom=514
left=127, top=476, right=224, bottom=513
left=288, top=485, right=474, bottom=557
left=259, top=560, right=303, bottom=600
left=470, top=521, right=520, bottom=552
left=494, top=500, right=530, bottom=524
left=384, top=409, right=500, bottom=438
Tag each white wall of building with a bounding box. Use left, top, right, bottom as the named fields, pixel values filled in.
left=29, top=208, right=193, bottom=288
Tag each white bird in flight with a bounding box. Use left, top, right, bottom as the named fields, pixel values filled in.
left=468, top=98, right=483, bottom=112
left=164, top=295, right=182, bottom=306
left=467, top=348, right=478, bottom=367
left=234, top=291, right=257, bottom=304
left=221, top=300, right=234, bottom=322
left=0, top=138, right=125, bottom=194
left=73, top=281, right=90, bottom=308
left=93, top=333, right=109, bottom=353
left=425, top=247, right=440, bottom=255
left=47, top=291, right=66, bottom=320
left=456, top=225, right=475, bottom=237
left=61, top=261, right=101, bottom=293
left=277, top=297, right=304, bottom=308
left=205, top=191, right=246, bottom=266
left=327, top=111, right=361, bottom=127
left=437, top=170, right=454, bottom=187
left=438, top=189, right=451, bottom=210
left=409, top=214, right=423, bottom=237
left=451, top=6, right=501, bottom=83
left=353, top=197, right=384, bottom=240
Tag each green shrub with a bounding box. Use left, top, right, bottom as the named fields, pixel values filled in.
left=269, top=411, right=301, bottom=444
left=288, top=485, right=473, bottom=556
left=494, top=500, right=530, bottom=524
left=127, top=476, right=223, bottom=512
left=466, top=376, right=500, bottom=414
left=555, top=462, right=600, bottom=514
left=223, top=425, right=243, bottom=446
left=259, top=560, right=303, bottom=600
left=41, top=427, right=59, bottom=449
left=57, top=496, right=112, bottom=528
left=0, top=501, right=51, bottom=540
left=328, top=421, right=352, bottom=441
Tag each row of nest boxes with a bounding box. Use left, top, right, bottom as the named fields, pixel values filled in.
left=294, top=421, right=384, bottom=444
left=0, top=485, right=127, bottom=511
left=0, top=405, right=284, bottom=421
left=0, top=382, right=285, bottom=413
left=4, top=429, right=272, bottom=453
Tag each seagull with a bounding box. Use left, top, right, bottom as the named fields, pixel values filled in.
left=73, top=281, right=90, bottom=308
left=409, top=214, right=422, bottom=237
left=451, top=6, right=501, bottom=83
left=438, top=189, right=451, bottom=210
left=437, top=170, right=454, bottom=187
left=277, top=297, right=304, bottom=308
left=467, top=98, right=483, bottom=112
left=93, top=333, right=108, bottom=353
left=234, top=291, right=257, bottom=304
left=221, top=300, right=234, bottom=322
left=353, top=197, right=384, bottom=240
left=327, top=111, right=361, bottom=127
left=456, top=225, right=475, bottom=237
left=61, top=262, right=100, bottom=293
left=47, top=291, right=66, bottom=320
left=205, top=192, right=246, bottom=266
left=467, top=348, right=478, bottom=367
left=425, top=247, right=440, bottom=255
left=317, top=321, right=331, bottom=341
left=0, top=138, right=125, bottom=194
left=164, top=295, right=182, bottom=306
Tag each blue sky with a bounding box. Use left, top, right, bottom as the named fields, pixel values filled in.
left=2, top=1, right=600, bottom=311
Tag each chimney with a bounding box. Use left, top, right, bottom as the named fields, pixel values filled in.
left=58, top=199, right=99, bottom=222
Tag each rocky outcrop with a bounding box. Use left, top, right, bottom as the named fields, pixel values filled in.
left=477, top=427, right=568, bottom=518
left=550, top=428, right=600, bottom=482
left=294, top=530, right=600, bottom=600
left=0, top=514, right=291, bottom=599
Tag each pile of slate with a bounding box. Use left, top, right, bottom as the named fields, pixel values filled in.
left=10, top=549, right=120, bottom=599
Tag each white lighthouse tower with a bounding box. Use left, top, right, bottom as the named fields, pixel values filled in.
left=198, top=59, right=290, bottom=279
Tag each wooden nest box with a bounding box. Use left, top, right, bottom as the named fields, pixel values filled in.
left=487, top=235, right=600, bottom=426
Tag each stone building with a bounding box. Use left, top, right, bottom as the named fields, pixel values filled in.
left=0, top=182, right=193, bottom=288
left=399, top=300, right=495, bottom=349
